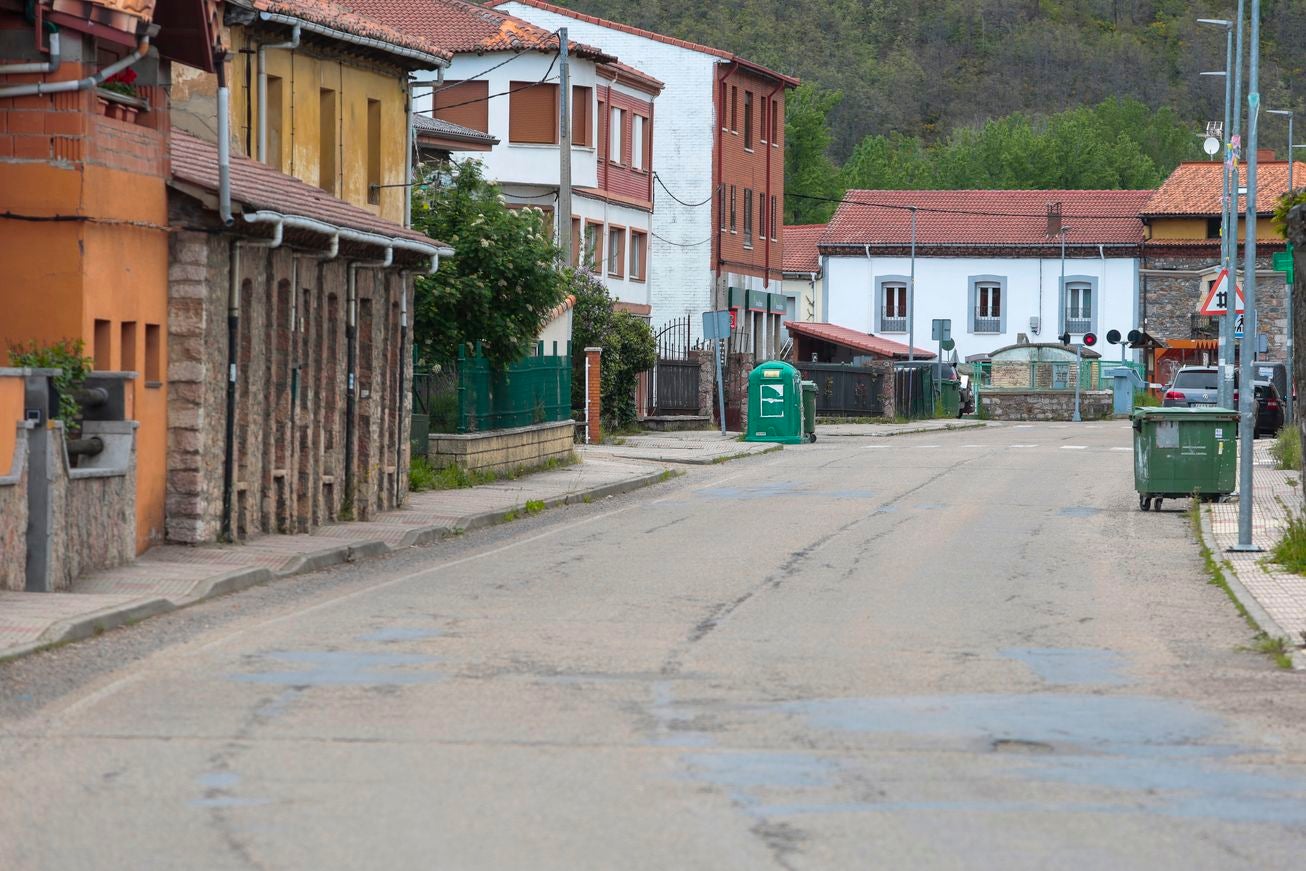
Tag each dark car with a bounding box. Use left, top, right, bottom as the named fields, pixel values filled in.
left=1234, top=381, right=1285, bottom=437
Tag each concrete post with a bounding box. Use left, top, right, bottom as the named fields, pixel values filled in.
left=584, top=347, right=602, bottom=444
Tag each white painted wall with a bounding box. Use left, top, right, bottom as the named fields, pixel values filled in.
left=823, top=254, right=1141, bottom=362
left=498, top=2, right=718, bottom=337
left=572, top=194, right=652, bottom=309
left=782, top=273, right=821, bottom=323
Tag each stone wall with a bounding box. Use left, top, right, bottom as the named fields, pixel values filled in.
left=981, top=390, right=1113, bottom=421
left=50, top=421, right=137, bottom=590
left=429, top=421, right=577, bottom=474
left=166, top=221, right=414, bottom=543
left=0, top=422, right=31, bottom=592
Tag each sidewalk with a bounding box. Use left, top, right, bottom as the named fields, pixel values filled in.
left=817, top=419, right=989, bottom=438
left=1203, top=441, right=1306, bottom=650
left=0, top=455, right=667, bottom=661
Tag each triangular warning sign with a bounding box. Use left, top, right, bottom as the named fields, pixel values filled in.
left=1198, top=269, right=1245, bottom=316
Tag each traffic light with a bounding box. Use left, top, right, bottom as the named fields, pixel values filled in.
left=1083, top=332, right=1097, bottom=347
left=1106, top=329, right=1121, bottom=345
left=1058, top=331, right=1071, bottom=346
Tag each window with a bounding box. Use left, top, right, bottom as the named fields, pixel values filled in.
left=319, top=88, right=337, bottom=194
left=631, top=114, right=646, bottom=170
left=770, top=99, right=778, bottom=145
left=572, top=85, right=592, bottom=146
left=1065, top=281, right=1093, bottom=334
left=729, top=185, right=737, bottom=233
left=629, top=230, right=647, bottom=280
left=609, top=106, right=624, bottom=163
left=265, top=75, right=283, bottom=170
left=878, top=280, right=909, bottom=332
left=743, top=188, right=753, bottom=247
left=432, top=80, right=489, bottom=132
left=570, top=217, right=581, bottom=267
left=743, top=91, right=753, bottom=149
left=719, top=183, right=726, bottom=232
left=607, top=226, right=625, bottom=277
left=969, top=277, right=1005, bottom=333
left=760, top=98, right=768, bottom=145
left=719, top=81, right=727, bottom=130
left=584, top=221, right=602, bottom=273
left=93, top=319, right=111, bottom=369
left=597, top=98, right=606, bottom=158
left=366, top=99, right=381, bottom=205
left=1206, top=217, right=1223, bottom=239
left=759, top=192, right=766, bottom=240
left=509, top=81, right=558, bottom=144
left=730, top=85, right=737, bottom=132
left=144, top=323, right=161, bottom=384
left=120, top=321, right=137, bottom=372
left=770, top=195, right=778, bottom=241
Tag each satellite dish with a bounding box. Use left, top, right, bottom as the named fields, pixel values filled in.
left=1203, top=136, right=1221, bottom=156
left=1106, top=329, right=1122, bottom=345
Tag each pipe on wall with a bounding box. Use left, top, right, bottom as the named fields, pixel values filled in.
left=343, top=250, right=393, bottom=518
left=217, top=48, right=234, bottom=226
left=256, top=11, right=448, bottom=68
left=257, top=24, right=300, bottom=163
left=0, top=30, right=60, bottom=76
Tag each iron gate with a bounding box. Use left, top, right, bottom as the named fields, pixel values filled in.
left=795, top=363, right=885, bottom=417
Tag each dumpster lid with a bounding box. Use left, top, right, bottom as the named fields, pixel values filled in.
left=1131, top=406, right=1239, bottom=420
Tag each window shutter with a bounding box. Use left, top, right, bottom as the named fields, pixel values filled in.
left=509, top=82, right=558, bottom=144
left=433, top=81, right=489, bottom=133
left=572, top=86, right=591, bottom=147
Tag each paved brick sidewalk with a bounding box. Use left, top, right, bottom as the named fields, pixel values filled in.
left=0, top=455, right=666, bottom=661
left=1205, top=441, right=1306, bottom=644
left=817, top=420, right=989, bottom=438
left=581, top=432, right=780, bottom=464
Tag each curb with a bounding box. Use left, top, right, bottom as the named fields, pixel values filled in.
left=587, top=446, right=781, bottom=466
left=820, top=421, right=989, bottom=438
left=1, top=467, right=675, bottom=662
left=1197, top=505, right=1306, bottom=670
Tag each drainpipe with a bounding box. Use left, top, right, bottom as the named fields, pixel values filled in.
left=0, top=31, right=149, bottom=98
left=257, top=24, right=300, bottom=163
left=343, top=249, right=394, bottom=518
left=396, top=271, right=408, bottom=506
left=406, top=71, right=443, bottom=227
left=713, top=61, right=736, bottom=286
left=217, top=48, right=233, bottom=226
left=0, top=29, right=60, bottom=76
left=762, top=82, right=781, bottom=289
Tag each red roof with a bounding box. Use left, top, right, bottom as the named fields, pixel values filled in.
left=781, top=224, right=823, bottom=273
left=785, top=321, right=935, bottom=360
left=247, top=0, right=450, bottom=62
left=597, top=60, right=664, bottom=94
left=341, top=0, right=613, bottom=60
left=487, top=0, right=799, bottom=86
left=169, top=130, right=442, bottom=252
left=1143, top=160, right=1306, bottom=217
left=820, top=189, right=1151, bottom=250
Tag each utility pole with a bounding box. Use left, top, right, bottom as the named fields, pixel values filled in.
left=1200, top=17, right=1234, bottom=408
left=1268, top=107, right=1295, bottom=421
left=907, top=207, right=917, bottom=362
left=1225, top=0, right=1247, bottom=411
left=557, top=28, right=573, bottom=267
left=1233, top=0, right=1261, bottom=552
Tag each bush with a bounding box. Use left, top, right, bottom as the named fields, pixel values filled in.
left=1272, top=509, right=1306, bottom=575
left=1134, top=390, right=1162, bottom=408
left=6, top=338, right=93, bottom=430
left=408, top=456, right=439, bottom=492
left=568, top=272, right=655, bottom=431
left=1271, top=426, right=1301, bottom=471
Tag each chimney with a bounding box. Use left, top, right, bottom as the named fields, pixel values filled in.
left=1257, top=148, right=1277, bottom=162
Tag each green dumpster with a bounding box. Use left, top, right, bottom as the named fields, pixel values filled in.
left=745, top=360, right=803, bottom=444
left=938, top=380, right=961, bottom=419
left=1132, top=407, right=1239, bottom=511
left=800, top=380, right=817, bottom=443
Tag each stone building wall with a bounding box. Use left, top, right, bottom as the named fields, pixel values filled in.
left=50, top=422, right=137, bottom=590
left=166, top=227, right=413, bottom=543
left=981, top=390, right=1113, bottom=421
left=0, top=422, right=30, bottom=592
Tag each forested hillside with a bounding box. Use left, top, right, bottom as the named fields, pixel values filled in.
left=550, top=0, right=1304, bottom=214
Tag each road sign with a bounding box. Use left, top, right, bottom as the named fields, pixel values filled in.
left=1198, top=269, right=1245, bottom=315
left=702, top=310, right=731, bottom=340
left=931, top=319, right=951, bottom=341
left=1272, top=247, right=1295, bottom=285
left=1235, top=314, right=1244, bottom=339
left=941, top=338, right=955, bottom=351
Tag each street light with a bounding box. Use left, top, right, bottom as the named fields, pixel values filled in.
left=1199, top=17, right=1236, bottom=409
left=1267, top=107, right=1295, bottom=422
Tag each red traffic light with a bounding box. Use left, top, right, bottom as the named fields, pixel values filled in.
left=1083, top=332, right=1098, bottom=347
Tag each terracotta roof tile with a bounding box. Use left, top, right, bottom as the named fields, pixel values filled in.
left=820, top=189, right=1151, bottom=250
left=784, top=321, right=935, bottom=360
left=1142, top=160, right=1306, bottom=217
left=781, top=224, right=823, bottom=273
left=240, top=0, right=451, bottom=62
left=341, top=0, right=613, bottom=60
left=597, top=60, right=664, bottom=93
left=169, top=130, right=442, bottom=251
left=489, top=0, right=799, bottom=85
left=413, top=113, right=498, bottom=143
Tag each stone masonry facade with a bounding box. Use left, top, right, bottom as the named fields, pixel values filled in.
left=981, top=390, right=1113, bottom=421
left=167, top=227, right=413, bottom=543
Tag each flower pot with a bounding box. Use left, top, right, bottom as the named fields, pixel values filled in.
left=96, top=95, right=112, bottom=117
left=120, top=106, right=138, bottom=124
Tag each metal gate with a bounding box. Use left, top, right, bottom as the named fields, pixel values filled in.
left=795, top=363, right=885, bottom=417
left=645, top=316, right=702, bottom=416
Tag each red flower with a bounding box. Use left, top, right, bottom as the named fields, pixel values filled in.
left=105, top=68, right=138, bottom=86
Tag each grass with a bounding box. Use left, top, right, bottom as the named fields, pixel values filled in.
left=502, top=509, right=519, bottom=522
left=409, top=453, right=578, bottom=492
left=1270, top=426, right=1301, bottom=471
left=524, top=499, right=546, bottom=515
left=815, top=415, right=908, bottom=425
left=1133, top=390, right=1162, bottom=408
left=1189, top=499, right=1295, bottom=669
left=1270, top=508, right=1306, bottom=576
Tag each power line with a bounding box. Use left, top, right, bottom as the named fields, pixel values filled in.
left=427, top=32, right=559, bottom=95
left=421, top=35, right=562, bottom=113
left=651, top=231, right=712, bottom=247
left=653, top=173, right=715, bottom=208
left=786, top=191, right=1148, bottom=221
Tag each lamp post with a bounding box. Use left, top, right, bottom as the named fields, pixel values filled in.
left=1268, top=107, right=1295, bottom=422
left=1200, top=17, right=1235, bottom=408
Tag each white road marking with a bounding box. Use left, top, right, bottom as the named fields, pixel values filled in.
left=1011, top=444, right=1038, bottom=448
left=915, top=445, right=940, bottom=449
left=1111, top=446, right=1132, bottom=452
left=1015, top=424, right=1035, bottom=429
left=1061, top=445, right=1088, bottom=450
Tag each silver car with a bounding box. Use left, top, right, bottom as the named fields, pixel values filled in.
left=1162, top=366, right=1221, bottom=407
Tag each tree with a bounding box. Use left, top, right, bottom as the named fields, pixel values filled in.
left=784, top=83, right=843, bottom=224
left=568, top=272, right=655, bottom=430
left=410, top=160, right=568, bottom=369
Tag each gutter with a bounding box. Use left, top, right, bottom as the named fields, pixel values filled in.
left=241, top=210, right=452, bottom=268
left=256, top=11, right=448, bottom=69
left=257, top=24, right=300, bottom=163
left=0, top=30, right=60, bottom=76
left=0, top=31, right=150, bottom=98
left=761, top=80, right=782, bottom=289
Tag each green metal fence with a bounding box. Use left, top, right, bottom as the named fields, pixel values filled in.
left=456, top=344, right=572, bottom=433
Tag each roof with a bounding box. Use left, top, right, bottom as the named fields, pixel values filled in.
left=987, top=342, right=1102, bottom=360
left=237, top=0, right=451, bottom=63
left=781, top=224, right=823, bottom=273
left=340, top=0, right=613, bottom=60
left=488, top=0, right=799, bottom=86
left=597, top=60, right=664, bottom=94
left=821, top=189, right=1152, bottom=250
left=413, top=113, right=499, bottom=145
left=168, top=130, right=443, bottom=253
left=1143, top=160, right=1306, bottom=217
left=574, top=185, right=651, bottom=211
left=784, top=321, right=935, bottom=360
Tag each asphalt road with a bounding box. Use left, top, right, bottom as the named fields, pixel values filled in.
left=4, top=421, right=1306, bottom=870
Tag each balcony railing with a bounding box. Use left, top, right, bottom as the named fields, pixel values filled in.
left=972, top=315, right=1001, bottom=333
left=881, top=316, right=907, bottom=333
left=1064, top=317, right=1092, bottom=335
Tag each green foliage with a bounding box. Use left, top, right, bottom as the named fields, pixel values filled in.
left=6, top=338, right=93, bottom=430
left=1134, top=390, right=1162, bottom=408
left=524, top=499, right=546, bottom=515
left=1272, top=188, right=1306, bottom=240
left=408, top=456, right=440, bottom=492
left=784, top=83, right=843, bottom=224
left=568, top=272, right=656, bottom=430
left=1273, top=509, right=1306, bottom=576
left=411, top=160, right=567, bottom=369
left=1272, top=426, right=1302, bottom=471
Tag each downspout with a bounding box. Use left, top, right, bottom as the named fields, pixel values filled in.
left=0, top=31, right=150, bottom=98
left=0, top=29, right=60, bottom=76
left=343, top=249, right=394, bottom=519
left=397, top=271, right=408, bottom=506
left=713, top=61, right=736, bottom=286
left=217, top=47, right=233, bottom=226
left=257, top=24, right=300, bottom=163
left=407, top=70, right=443, bottom=227
left=762, top=82, right=781, bottom=289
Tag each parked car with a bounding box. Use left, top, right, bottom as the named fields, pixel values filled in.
left=1251, top=361, right=1293, bottom=408
left=1162, top=366, right=1283, bottom=436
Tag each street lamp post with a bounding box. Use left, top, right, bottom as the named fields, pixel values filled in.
left=1200, top=18, right=1235, bottom=409
left=1268, top=107, right=1295, bottom=422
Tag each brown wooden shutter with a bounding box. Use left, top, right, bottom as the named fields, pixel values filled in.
left=433, top=81, right=489, bottom=133
left=510, top=82, right=558, bottom=144
left=572, top=86, right=591, bottom=147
